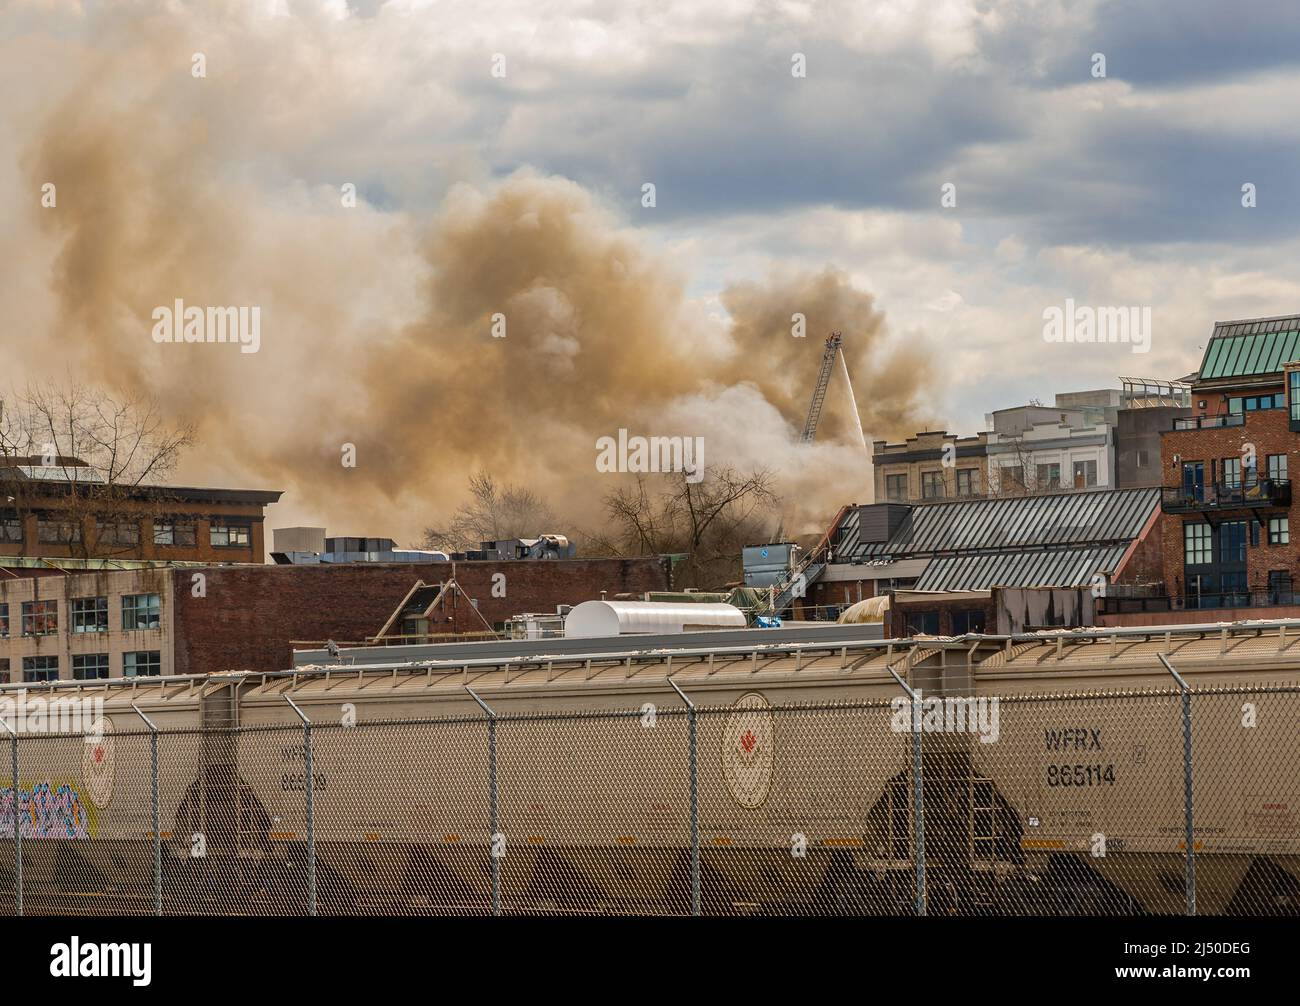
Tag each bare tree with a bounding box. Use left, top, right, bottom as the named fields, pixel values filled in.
left=0, top=382, right=195, bottom=559
left=984, top=432, right=1037, bottom=498
left=422, top=472, right=558, bottom=552
left=591, top=466, right=780, bottom=588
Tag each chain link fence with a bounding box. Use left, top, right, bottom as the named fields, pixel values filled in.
left=0, top=684, right=1297, bottom=916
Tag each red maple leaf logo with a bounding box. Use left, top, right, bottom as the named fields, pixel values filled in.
left=740, top=730, right=757, bottom=755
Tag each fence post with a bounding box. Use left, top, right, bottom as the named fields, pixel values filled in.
left=668, top=678, right=700, bottom=916
left=886, top=660, right=925, bottom=916
left=285, top=696, right=315, bottom=917
left=131, top=704, right=161, bottom=916
left=466, top=687, right=500, bottom=916
left=1, top=717, right=18, bottom=916
left=1157, top=654, right=1195, bottom=915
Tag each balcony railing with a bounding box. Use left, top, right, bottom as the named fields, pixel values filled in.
left=1172, top=414, right=1245, bottom=431
left=1097, top=589, right=1296, bottom=614
left=1160, top=478, right=1291, bottom=512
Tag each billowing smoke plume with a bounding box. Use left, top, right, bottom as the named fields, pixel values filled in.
left=1, top=2, right=934, bottom=543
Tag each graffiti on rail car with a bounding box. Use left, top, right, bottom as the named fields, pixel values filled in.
left=0, top=781, right=94, bottom=839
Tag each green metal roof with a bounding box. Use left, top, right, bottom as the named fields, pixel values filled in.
left=1199, top=316, right=1300, bottom=380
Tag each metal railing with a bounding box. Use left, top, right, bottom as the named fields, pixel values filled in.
left=1172, top=414, right=1246, bottom=431
left=1161, top=478, right=1291, bottom=511
left=1, top=683, right=1298, bottom=916
left=1100, top=590, right=1297, bottom=613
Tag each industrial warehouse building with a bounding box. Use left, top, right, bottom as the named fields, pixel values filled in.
left=792, top=486, right=1164, bottom=634
left=0, top=556, right=673, bottom=682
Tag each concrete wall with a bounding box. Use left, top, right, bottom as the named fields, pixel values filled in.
left=1116, top=406, right=1190, bottom=487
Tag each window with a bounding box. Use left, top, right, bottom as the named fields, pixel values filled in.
left=0, top=516, right=21, bottom=543
left=951, top=609, right=987, bottom=634
left=122, top=593, right=162, bottom=631
left=210, top=521, right=252, bottom=547
left=96, top=519, right=140, bottom=547
left=0, top=603, right=7, bottom=638
left=154, top=520, right=198, bottom=547
left=885, top=474, right=907, bottom=502
left=1268, top=454, right=1289, bottom=482
left=123, top=651, right=161, bottom=677
left=921, top=471, right=945, bottom=499
left=1228, top=394, right=1282, bottom=413
left=955, top=468, right=978, bottom=496
left=1135, top=449, right=1149, bottom=468
left=1269, top=516, right=1290, bottom=545
left=37, top=518, right=81, bottom=545
left=21, top=599, right=58, bottom=636
left=1222, top=457, right=1241, bottom=488
left=1219, top=521, right=1247, bottom=564
left=1035, top=463, right=1061, bottom=489
left=22, top=656, right=59, bottom=682
left=0, top=659, right=7, bottom=684
left=1072, top=459, right=1098, bottom=488
left=1001, top=465, right=1025, bottom=490
left=1219, top=570, right=1249, bottom=606
left=1268, top=570, right=1293, bottom=605
left=1182, top=461, right=1205, bottom=501
left=71, top=654, right=110, bottom=680
left=71, top=596, right=108, bottom=633
left=1184, top=523, right=1212, bottom=565
left=907, top=611, right=940, bottom=635
left=1291, top=371, right=1300, bottom=423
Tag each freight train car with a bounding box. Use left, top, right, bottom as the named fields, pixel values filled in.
left=235, top=639, right=922, bottom=913
left=969, top=624, right=1300, bottom=915
left=0, top=677, right=251, bottom=914
left=2, top=622, right=1298, bottom=915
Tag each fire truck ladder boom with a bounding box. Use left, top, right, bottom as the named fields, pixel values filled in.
left=800, top=332, right=843, bottom=443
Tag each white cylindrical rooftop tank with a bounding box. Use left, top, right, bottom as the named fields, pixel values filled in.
left=564, top=600, right=747, bottom=637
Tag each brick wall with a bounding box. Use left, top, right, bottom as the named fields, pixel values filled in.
left=1116, top=512, right=1168, bottom=586
left=1161, top=406, right=1298, bottom=596
left=171, top=557, right=673, bottom=675
left=0, top=501, right=270, bottom=565
left=1096, top=604, right=1300, bottom=628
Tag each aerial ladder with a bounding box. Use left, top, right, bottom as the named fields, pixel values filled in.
left=800, top=332, right=843, bottom=443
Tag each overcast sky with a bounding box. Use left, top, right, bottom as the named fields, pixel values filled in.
left=3, top=0, right=1299, bottom=532
left=336, top=0, right=1298, bottom=425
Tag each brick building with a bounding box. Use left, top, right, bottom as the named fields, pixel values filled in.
left=0, top=456, right=281, bottom=565
left=1115, top=316, right=1299, bottom=623
left=0, top=557, right=673, bottom=682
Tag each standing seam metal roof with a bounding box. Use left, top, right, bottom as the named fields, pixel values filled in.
left=913, top=544, right=1130, bottom=591
left=834, top=487, right=1159, bottom=561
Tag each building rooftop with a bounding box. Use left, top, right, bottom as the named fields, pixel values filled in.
left=1198, top=315, right=1300, bottom=381
left=828, top=487, right=1161, bottom=591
